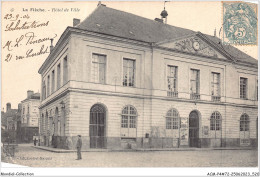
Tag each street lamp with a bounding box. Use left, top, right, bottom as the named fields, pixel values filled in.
left=60, top=101, right=65, bottom=109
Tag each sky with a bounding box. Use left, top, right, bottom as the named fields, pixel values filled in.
left=1, top=1, right=258, bottom=110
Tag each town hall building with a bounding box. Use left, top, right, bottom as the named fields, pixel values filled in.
left=38, top=4, right=258, bottom=150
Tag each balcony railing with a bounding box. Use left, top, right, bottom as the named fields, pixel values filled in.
left=190, top=93, right=200, bottom=100
left=212, top=95, right=221, bottom=102
left=167, top=91, right=178, bottom=98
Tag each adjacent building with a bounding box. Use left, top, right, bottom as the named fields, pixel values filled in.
left=20, top=90, right=40, bottom=143
left=38, top=4, right=258, bottom=150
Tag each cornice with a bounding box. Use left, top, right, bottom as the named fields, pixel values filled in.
left=197, top=32, right=258, bottom=68
left=196, top=32, right=236, bottom=62
left=156, top=45, right=232, bottom=65
left=70, top=27, right=151, bottom=48
left=39, top=87, right=258, bottom=110
left=38, top=88, right=69, bottom=109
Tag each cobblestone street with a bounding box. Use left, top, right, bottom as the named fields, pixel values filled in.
left=2, top=144, right=258, bottom=167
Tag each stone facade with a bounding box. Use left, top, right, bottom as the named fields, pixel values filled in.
left=38, top=5, right=258, bottom=150
left=20, top=91, right=40, bottom=143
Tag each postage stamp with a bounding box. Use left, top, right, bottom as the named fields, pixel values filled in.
left=223, top=2, right=257, bottom=45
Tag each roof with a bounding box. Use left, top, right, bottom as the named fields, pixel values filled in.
left=31, top=93, right=40, bottom=99
left=78, top=5, right=196, bottom=43
left=77, top=4, right=257, bottom=65
left=205, top=35, right=258, bottom=65
left=22, top=92, right=40, bottom=102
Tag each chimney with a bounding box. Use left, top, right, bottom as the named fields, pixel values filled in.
left=27, top=90, right=34, bottom=98
left=6, top=103, right=11, bottom=112
left=18, top=103, right=22, bottom=112
left=50, top=39, right=54, bottom=53
left=73, top=18, right=80, bottom=27
left=155, top=18, right=163, bottom=23
left=97, top=2, right=106, bottom=7
left=214, top=28, right=216, bottom=37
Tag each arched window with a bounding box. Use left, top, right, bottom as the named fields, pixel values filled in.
left=166, top=109, right=179, bottom=129
left=210, top=112, right=221, bottom=130
left=240, top=114, right=249, bottom=131
left=121, top=105, right=137, bottom=128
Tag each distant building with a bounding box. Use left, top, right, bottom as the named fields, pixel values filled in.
left=20, top=90, right=40, bottom=143
left=1, top=103, right=21, bottom=143
left=38, top=4, right=257, bottom=150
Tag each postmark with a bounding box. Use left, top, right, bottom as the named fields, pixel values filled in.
left=223, top=2, right=257, bottom=45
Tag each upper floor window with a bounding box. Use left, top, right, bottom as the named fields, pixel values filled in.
left=51, top=70, right=55, bottom=93
left=166, top=109, right=179, bottom=129
left=63, top=56, right=68, bottom=85
left=190, top=69, right=200, bottom=94
left=57, top=64, right=61, bottom=89
left=240, top=114, right=249, bottom=131
left=210, top=112, right=221, bottom=131
left=190, top=69, right=200, bottom=100
left=167, top=66, right=178, bottom=92
left=47, top=75, right=50, bottom=97
left=123, top=58, right=135, bottom=87
left=27, top=106, right=29, bottom=114
left=256, top=80, right=258, bottom=101
left=92, top=54, right=106, bottom=84
left=240, top=77, right=248, bottom=99
left=211, top=72, right=220, bottom=96
left=121, top=105, right=137, bottom=128
left=42, top=80, right=46, bottom=100
left=23, top=107, right=25, bottom=115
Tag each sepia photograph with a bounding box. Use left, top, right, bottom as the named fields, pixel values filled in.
left=1, top=0, right=259, bottom=176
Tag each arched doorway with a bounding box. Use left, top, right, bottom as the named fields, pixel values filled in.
left=189, top=111, right=200, bottom=147
left=89, top=104, right=106, bottom=148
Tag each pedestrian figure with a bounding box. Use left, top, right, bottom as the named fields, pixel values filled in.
left=76, top=135, right=82, bottom=160
left=34, top=138, right=37, bottom=146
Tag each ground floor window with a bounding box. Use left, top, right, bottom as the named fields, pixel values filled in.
left=240, top=113, right=249, bottom=131
left=121, top=105, right=137, bottom=137
left=166, top=109, right=179, bottom=129
left=210, top=112, right=221, bottom=131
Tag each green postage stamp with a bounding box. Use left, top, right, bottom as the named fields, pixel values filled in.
left=223, top=1, right=257, bottom=45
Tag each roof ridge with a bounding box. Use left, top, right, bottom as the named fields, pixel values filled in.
left=86, top=4, right=195, bottom=34
left=76, top=4, right=103, bottom=28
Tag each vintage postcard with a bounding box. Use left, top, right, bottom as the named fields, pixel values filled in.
left=1, top=1, right=259, bottom=176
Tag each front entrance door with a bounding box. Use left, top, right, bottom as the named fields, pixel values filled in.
left=189, top=111, right=199, bottom=147
left=89, top=104, right=106, bottom=148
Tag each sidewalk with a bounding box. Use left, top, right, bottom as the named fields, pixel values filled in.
left=32, top=145, right=256, bottom=153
